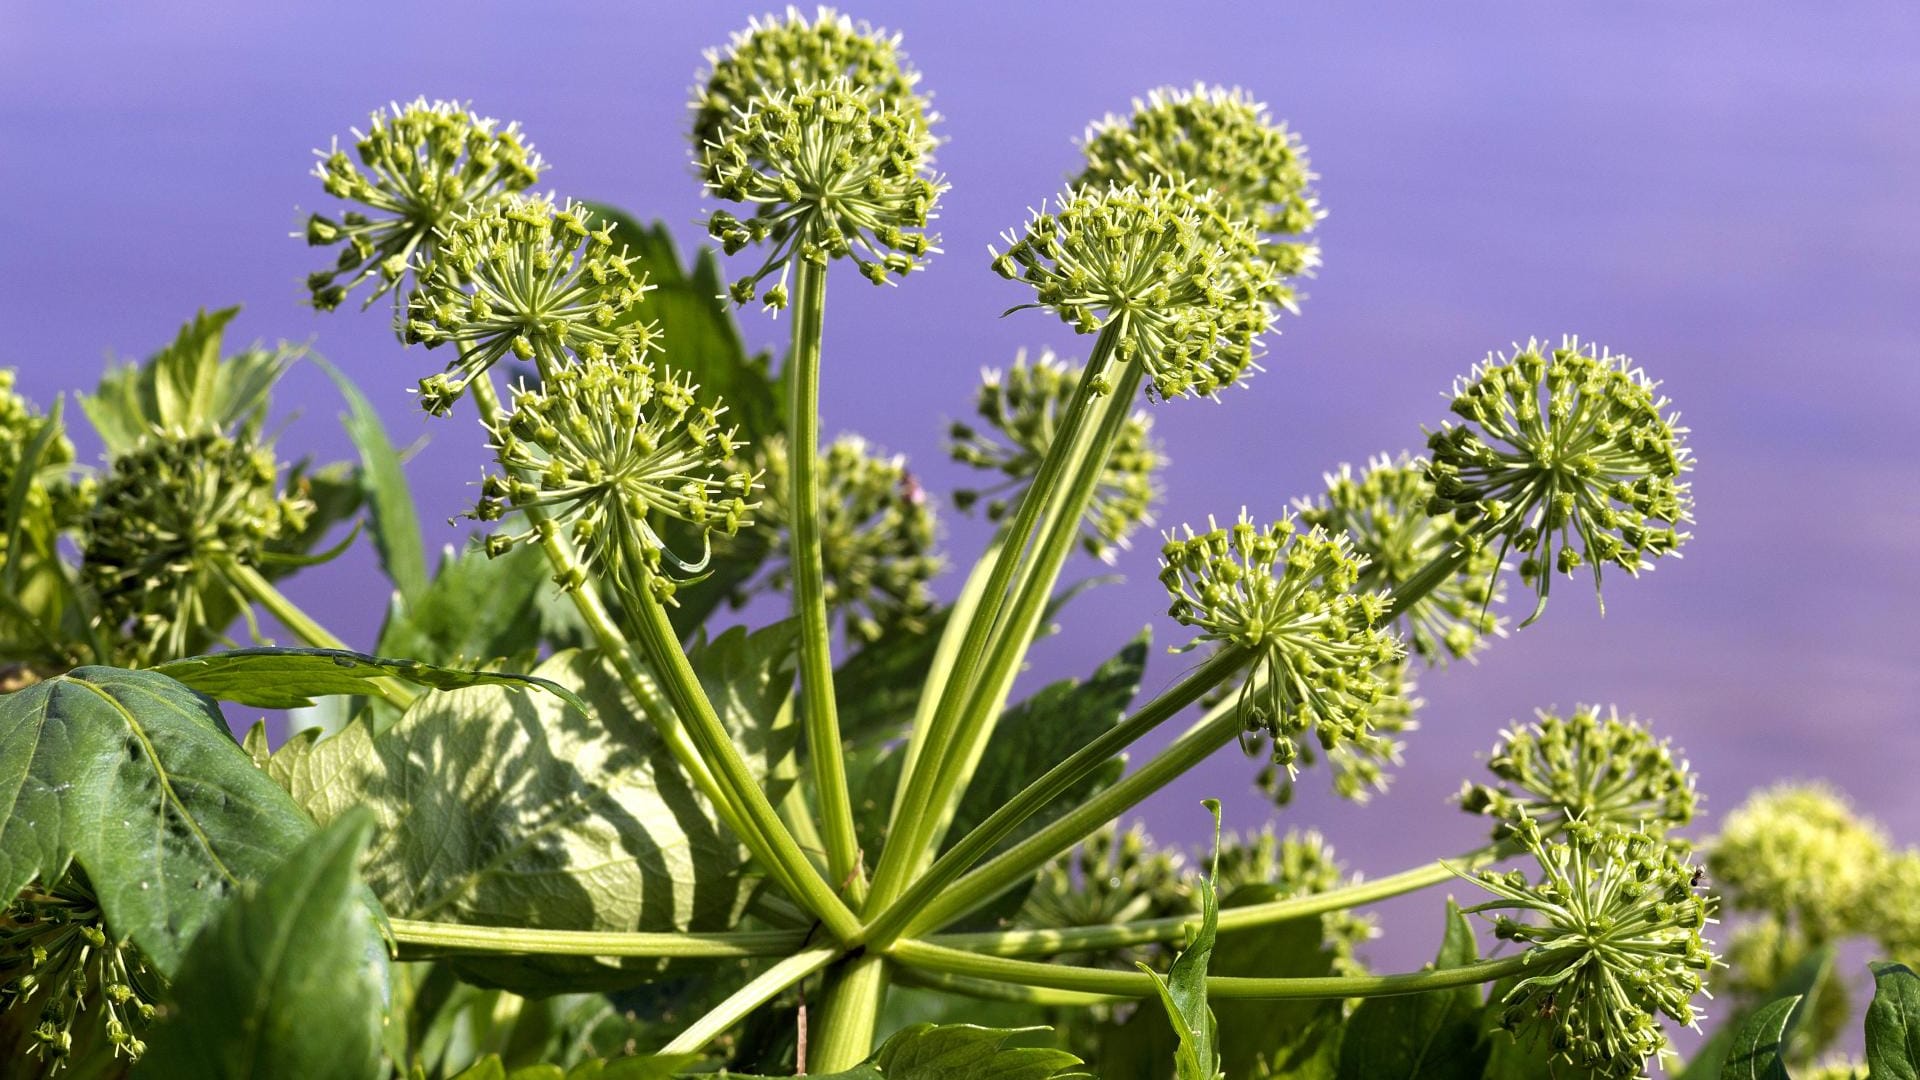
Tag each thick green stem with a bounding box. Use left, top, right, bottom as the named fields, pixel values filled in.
left=810, top=952, right=889, bottom=1071
left=893, top=967, right=1126, bottom=1007
left=660, top=946, right=840, bottom=1056
left=887, top=939, right=1533, bottom=1000
left=387, top=919, right=807, bottom=959
left=786, top=258, right=863, bottom=896
left=225, top=562, right=416, bottom=711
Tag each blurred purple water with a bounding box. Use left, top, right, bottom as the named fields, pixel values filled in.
left=4, top=3, right=1917, bottom=976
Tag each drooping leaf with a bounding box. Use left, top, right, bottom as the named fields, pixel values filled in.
left=141, top=809, right=389, bottom=1080
left=1719, top=993, right=1801, bottom=1080
left=1334, top=899, right=1487, bottom=1080
left=1866, top=962, right=1920, bottom=1080
left=314, top=354, right=430, bottom=602
left=0, top=666, right=316, bottom=975
left=155, top=645, right=587, bottom=713
left=728, top=1023, right=1085, bottom=1079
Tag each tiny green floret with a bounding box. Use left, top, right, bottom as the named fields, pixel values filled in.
left=1426, top=337, right=1692, bottom=623
left=1297, top=453, right=1504, bottom=664
left=1160, top=510, right=1401, bottom=773
left=0, top=876, right=158, bottom=1066
left=1249, top=654, right=1418, bottom=806
left=992, top=183, right=1276, bottom=400
left=1465, top=815, right=1718, bottom=1080
left=304, top=98, right=543, bottom=311
left=1709, top=782, right=1890, bottom=942
left=1459, top=705, right=1698, bottom=839
left=406, top=196, right=658, bottom=415
left=1019, top=823, right=1191, bottom=957
left=948, top=349, right=1163, bottom=560
left=475, top=358, right=757, bottom=603
left=703, top=79, right=944, bottom=309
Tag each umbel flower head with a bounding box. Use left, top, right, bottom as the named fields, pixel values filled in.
left=0, top=874, right=158, bottom=1066
left=304, top=98, right=543, bottom=312
left=1246, top=654, right=1419, bottom=807
left=703, top=78, right=944, bottom=309
left=755, top=432, right=941, bottom=642
left=81, top=429, right=313, bottom=666
left=991, top=182, right=1277, bottom=401
left=1459, top=705, right=1699, bottom=839
left=1296, top=454, right=1504, bottom=664
left=1213, top=825, right=1376, bottom=974
left=1160, top=510, right=1402, bottom=774
left=1426, top=337, right=1693, bottom=623
left=407, top=196, right=658, bottom=415
left=1078, top=83, right=1322, bottom=302
left=1019, top=822, right=1191, bottom=967
left=948, top=349, right=1164, bottom=561
left=1708, top=782, right=1890, bottom=943
left=1466, top=815, right=1718, bottom=1080
left=692, top=6, right=931, bottom=175
left=475, top=358, right=757, bottom=604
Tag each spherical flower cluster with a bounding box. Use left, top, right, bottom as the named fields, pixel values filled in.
left=1467, top=816, right=1717, bottom=1080
left=1459, top=706, right=1698, bottom=840
left=81, top=430, right=313, bottom=666
left=991, top=182, right=1277, bottom=401
left=1296, top=454, right=1504, bottom=664
left=703, top=79, right=944, bottom=309
left=1213, top=825, right=1376, bottom=973
left=948, top=349, right=1163, bottom=561
left=1, top=877, right=158, bottom=1066
left=1876, top=851, right=1920, bottom=959
left=1160, top=511, right=1401, bottom=773
left=1708, top=782, right=1890, bottom=943
left=1077, top=83, right=1322, bottom=301
left=1019, top=822, right=1190, bottom=968
left=406, top=196, right=658, bottom=414
left=1247, top=654, right=1419, bottom=806
left=755, top=432, right=941, bottom=642
left=0, top=370, right=86, bottom=545
left=475, top=359, right=757, bottom=604
left=691, top=6, right=930, bottom=177
left=305, top=98, right=543, bottom=311
left=1426, top=337, right=1693, bottom=623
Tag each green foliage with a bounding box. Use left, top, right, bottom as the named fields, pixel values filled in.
left=155, top=645, right=585, bottom=712
left=1866, top=963, right=1920, bottom=1080
left=1140, top=824, right=1219, bottom=1080
left=730, top=1023, right=1085, bottom=1079
left=1335, top=901, right=1487, bottom=1080
left=316, top=355, right=431, bottom=602
left=1719, top=994, right=1800, bottom=1080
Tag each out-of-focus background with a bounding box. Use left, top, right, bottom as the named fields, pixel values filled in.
left=4, top=3, right=1916, bottom=972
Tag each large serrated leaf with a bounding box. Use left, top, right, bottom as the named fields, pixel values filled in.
left=141, top=809, right=388, bottom=1080
left=0, top=666, right=316, bottom=975
left=1334, top=899, right=1487, bottom=1080
left=155, top=645, right=587, bottom=712
left=1867, top=962, right=1920, bottom=1080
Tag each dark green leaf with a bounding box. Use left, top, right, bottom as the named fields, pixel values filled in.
left=1334, top=900, right=1487, bottom=1080
left=836, top=608, right=950, bottom=745
left=1143, top=869, right=1219, bottom=1080
left=0, top=667, right=316, bottom=975
left=1719, top=994, right=1800, bottom=1080
left=377, top=542, right=567, bottom=668
left=1866, top=962, right=1920, bottom=1080
left=1674, top=943, right=1833, bottom=1080
left=314, top=355, right=430, bottom=602
left=142, top=809, right=388, bottom=1080
left=729, top=1023, right=1085, bottom=1079
left=1211, top=913, right=1344, bottom=1079
left=155, top=646, right=588, bottom=713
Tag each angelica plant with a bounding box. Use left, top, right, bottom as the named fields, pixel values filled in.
left=5, top=8, right=1918, bottom=1080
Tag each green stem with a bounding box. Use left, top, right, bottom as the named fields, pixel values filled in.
left=786, top=258, right=862, bottom=896
left=863, top=642, right=1253, bottom=949
left=809, top=952, right=889, bottom=1071
left=1386, top=544, right=1472, bottom=620
left=925, top=842, right=1510, bottom=957
left=387, top=919, right=808, bottom=959
left=225, top=562, right=416, bottom=711
left=892, top=966, right=1127, bottom=1007
left=660, top=946, right=840, bottom=1056
left=887, top=939, right=1533, bottom=1000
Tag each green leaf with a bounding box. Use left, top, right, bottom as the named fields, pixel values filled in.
left=1334, top=900, right=1487, bottom=1080
left=1674, top=943, right=1833, bottom=1080
left=729, top=1023, right=1085, bottom=1079
left=155, top=645, right=588, bottom=713
left=1866, top=962, right=1920, bottom=1080
left=141, top=809, right=389, bottom=1080
left=1143, top=870, right=1220, bottom=1080
left=1210, top=913, right=1344, bottom=1079
left=79, top=308, right=300, bottom=452
left=314, top=355, right=429, bottom=602
left=0, top=666, right=316, bottom=975
left=377, top=542, right=574, bottom=668
left=1, top=395, right=65, bottom=596
left=1719, top=994, right=1800, bottom=1080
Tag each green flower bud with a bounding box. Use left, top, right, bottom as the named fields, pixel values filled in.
left=702, top=79, right=944, bottom=308
left=991, top=182, right=1277, bottom=401
left=1248, top=654, right=1419, bottom=806
left=305, top=98, right=543, bottom=312
left=1426, top=337, right=1693, bottom=623
left=1297, top=453, right=1505, bottom=664
left=0, top=873, right=158, bottom=1066
left=948, top=349, right=1164, bottom=561
left=1019, top=822, right=1191, bottom=969
left=1161, top=510, right=1403, bottom=774
left=1466, top=816, right=1719, bottom=1079
left=1078, top=83, right=1322, bottom=307
left=407, top=196, right=659, bottom=412
left=1459, top=705, right=1699, bottom=839
left=754, top=432, right=942, bottom=642
left=1876, top=851, right=1920, bottom=960
left=1709, top=782, right=1891, bottom=943
left=477, top=358, right=758, bottom=603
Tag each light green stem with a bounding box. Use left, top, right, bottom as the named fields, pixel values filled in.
left=810, top=952, right=889, bottom=1071
left=660, top=946, right=840, bottom=1056
left=225, top=562, right=416, bottom=711
left=387, top=919, right=807, bottom=959
left=786, top=258, right=863, bottom=896
left=893, top=966, right=1127, bottom=1007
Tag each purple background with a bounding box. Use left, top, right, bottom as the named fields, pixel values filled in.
left=5, top=3, right=1918, bottom=975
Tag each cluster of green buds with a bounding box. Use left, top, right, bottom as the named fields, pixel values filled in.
left=948, top=349, right=1163, bottom=561
left=1296, top=454, right=1503, bottom=664
left=81, top=429, right=313, bottom=666
left=474, top=359, right=758, bottom=604
left=1459, top=706, right=1698, bottom=840
left=1426, top=337, right=1693, bottom=622
left=1019, top=822, right=1191, bottom=968
left=1213, top=825, right=1375, bottom=974
left=992, top=182, right=1276, bottom=400
left=0, top=877, right=157, bottom=1066
left=0, top=370, right=84, bottom=533
left=754, top=433, right=941, bottom=642
left=1160, top=511, right=1401, bottom=775
left=1246, top=654, right=1419, bottom=806
left=1709, top=783, right=1890, bottom=944
left=1077, top=83, right=1322, bottom=304
left=1879, top=851, right=1920, bottom=960
left=305, top=97, right=543, bottom=311
left=1465, top=815, right=1718, bottom=1079
left=406, top=196, right=658, bottom=414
